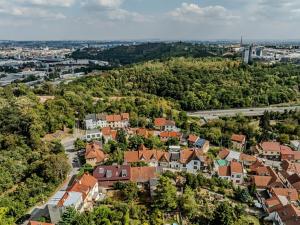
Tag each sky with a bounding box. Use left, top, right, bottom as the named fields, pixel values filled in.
left=0, top=0, right=300, bottom=40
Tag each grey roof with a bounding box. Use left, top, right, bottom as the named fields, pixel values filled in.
left=85, top=113, right=96, bottom=120
left=63, top=192, right=82, bottom=207
left=170, top=152, right=180, bottom=161
left=86, top=129, right=101, bottom=134
left=48, top=191, right=66, bottom=205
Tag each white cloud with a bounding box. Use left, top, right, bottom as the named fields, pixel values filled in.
left=0, top=0, right=68, bottom=20
left=15, top=0, right=75, bottom=7
left=169, top=3, right=238, bottom=24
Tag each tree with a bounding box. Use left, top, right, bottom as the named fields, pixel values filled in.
left=235, top=187, right=252, bottom=203
left=128, top=135, right=144, bottom=150
left=153, top=176, right=178, bottom=211
left=180, top=186, right=198, bottom=219
left=117, top=129, right=127, bottom=145
left=212, top=201, right=236, bottom=225
left=166, top=137, right=179, bottom=146
left=0, top=208, right=14, bottom=225
left=74, top=138, right=86, bottom=151
left=59, top=207, right=78, bottom=225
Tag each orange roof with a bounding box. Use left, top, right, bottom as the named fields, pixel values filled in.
left=256, top=166, right=270, bottom=176
left=276, top=204, right=300, bottom=225
left=188, top=134, right=199, bottom=143
left=130, top=167, right=157, bottom=182
left=154, top=118, right=166, bottom=127
left=29, top=221, right=54, bottom=225
left=218, top=148, right=230, bottom=159
left=271, top=188, right=298, bottom=201
left=260, top=141, right=281, bottom=152
left=85, top=142, right=106, bottom=163
left=252, top=175, right=273, bottom=188
left=136, top=128, right=148, bottom=137
left=240, top=153, right=256, bottom=162
left=294, top=152, right=300, bottom=160
left=160, top=131, right=181, bottom=138
left=231, top=134, right=246, bottom=143
left=180, top=149, right=205, bottom=164
left=281, top=145, right=294, bottom=155
left=111, top=130, right=117, bottom=140
left=102, top=127, right=111, bottom=136
left=124, top=149, right=169, bottom=163
left=68, top=173, right=97, bottom=200
left=121, top=113, right=129, bottom=120
left=230, top=161, right=243, bottom=174
left=265, top=196, right=281, bottom=208
left=218, top=166, right=230, bottom=176
left=106, top=114, right=122, bottom=122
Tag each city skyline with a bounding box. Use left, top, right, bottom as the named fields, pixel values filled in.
left=0, top=0, right=300, bottom=40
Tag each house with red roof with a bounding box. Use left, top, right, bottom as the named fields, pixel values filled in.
left=159, top=131, right=182, bottom=142
left=93, top=165, right=131, bottom=187
left=251, top=166, right=284, bottom=190
left=154, top=118, right=177, bottom=131
left=85, top=141, right=107, bottom=167
left=101, top=127, right=118, bottom=143
left=47, top=173, right=99, bottom=223
left=255, top=141, right=282, bottom=160
left=85, top=113, right=129, bottom=130
left=218, top=161, right=244, bottom=184
left=124, top=145, right=170, bottom=168
left=231, top=134, right=246, bottom=150
left=271, top=204, right=300, bottom=225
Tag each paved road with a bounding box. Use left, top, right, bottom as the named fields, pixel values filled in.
left=23, top=135, right=83, bottom=224
left=187, top=105, right=300, bottom=119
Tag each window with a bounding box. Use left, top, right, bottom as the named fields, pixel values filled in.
left=194, top=161, right=198, bottom=165
left=236, top=180, right=240, bottom=183
left=193, top=166, right=198, bottom=170
left=236, top=175, right=241, bottom=178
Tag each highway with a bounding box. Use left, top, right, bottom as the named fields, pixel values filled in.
left=187, top=105, right=300, bottom=119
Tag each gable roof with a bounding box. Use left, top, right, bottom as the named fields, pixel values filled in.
left=218, top=148, right=230, bottom=159
left=260, top=141, right=281, bottom=152
left=130, top=167, right=157, bottom=183
left=180, top=149, right=204, bottom=164
left=271, top=188, right=298, bottom=202
left=276, top=204, right=300, bottom=225
left=124, top=149, right=170, bottom=163
left=252, top=175, right=273, bottom=188
left=218, top=166, right=231, bottom=177
left=93, top=165, right=131, bottom=181
left=154, top=118, right=166, bottom=127
left=188, top=134, right=199, bottom=143
left=160, top=131, right=181, bottom=138
left=230, top=161, right=243, bottom=174
left=231, top=134, right=246, bottom=143
left=68, top=173, right=97, bottom=200
left=85, top=141, right=106, bottom=163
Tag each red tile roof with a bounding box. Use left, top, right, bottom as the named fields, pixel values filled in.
left=231, top=134, right=246, bottom=143
left=29, top=221, right=55, bottom=225
left=85, top=142, right=106, bottom=163
left=188, top=134, right=199, bottom=143
left=260, top=141, right=281, bottom=152
left=276, top=204, right=300, bottom=225
left=179, top=149, right=205, bottom=164
left=68, top=173, right=97, bottom=200
left=230, top=161, right=243, bottom=174
left=218, top=148, right=230, bottom=159
left=252, top=175, right=273, bottom=188
left=93, top=165, right=131, bottom=184
left=154, top=118, right=166, bottom=127
left=160, top=131, right=181, bottom=139
left=124, top=149, right=170, bottom=163
left=130, top=167, right=157, bottom=183
left=218, top=166, right=231, bottom=177
left=271, top=188, right=298, bottom=202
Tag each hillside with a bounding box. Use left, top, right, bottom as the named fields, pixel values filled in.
left=71, top=42, right=224, bottom=65
left=64, top=57, right=300, bottom=111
